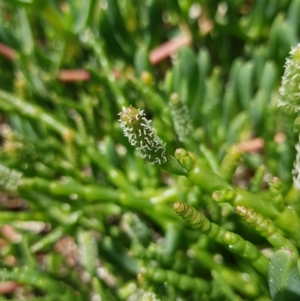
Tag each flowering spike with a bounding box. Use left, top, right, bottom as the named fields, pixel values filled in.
left=278, top=44, right=300, bottom=136
left=292, top=135, right=300, bottom=189
left=279, top=44, right=300, bottom=189
left=118, top=106, right=167, bottom=165
left=169, top=92, right=192, bottom=143
left=279, top=44, right=300, bottom=113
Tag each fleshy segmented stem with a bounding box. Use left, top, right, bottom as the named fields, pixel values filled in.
left=191, top=249, right=262, bottom=298
left=235, top=205, right=298, bottom=254
left=130, top=243, right=172, bottom=266
left=174, top=148, right=233, bottom=192
left=219, top=145, right=243, bottom=182
left=0, top=266, right=79, bottom=299
left=249, top=165, right=266, bottom=193
left=174, top=148, right=300, bottom=244
left=173, top=202, right=269, bottom=275
left=173, top=201, right=210, bottom=230
left=129, top=75, right=166, bottom=112
left=0, top=89, right=74, bottom=142
left=139, top=265, right=209, bottom=293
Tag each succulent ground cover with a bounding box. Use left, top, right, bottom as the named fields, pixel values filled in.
left=1, top=1, right=300, bottom=300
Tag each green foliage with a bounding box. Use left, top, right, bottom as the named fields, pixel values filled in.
left=0, top=1, right=300, bottom=300
left=269, top=249, right=300, bottom=301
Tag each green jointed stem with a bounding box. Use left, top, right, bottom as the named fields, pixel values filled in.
left=174, top=148, right=233, bottom=192
left=0, top=211, right=45, bottom=223
left=173, top=201, right=210, bottom=230
left=88, top=40, right=128, bottom=108
left=211, top=270, right=241, bottom=301
left=139, top=266, right=209, bottom=292
left=19, top=177, right=121, bottom=202
left=249, top=165, right=266, bottom=193
left=174, top=148, right=300, bottom=244
left=19, top=177, right=159, bottom=217
left=233, top=189, right=300, bottom=243
left=0, top=89, right=73, bottom=141
left=219, top=145, right=243, bottom=182
left=191, top=250, right=262, bottom=298
left=130, top=243, right=171, bottom=265
left=173, top=202, right=269, bottom=275
left=130, top=75, right=166, bottom=111
left=20, top=176, right=173, bottom=230
left=30, top=227, right=64, bottom=253
left=85, top=144, right=132, bottom=190
left=236, top=205, right=298, bottom=254
left=0, top=91, right=131, bottom=190
left=0, top=266, right=79, bottom=298
left=224, top=188, right=279, bottom=218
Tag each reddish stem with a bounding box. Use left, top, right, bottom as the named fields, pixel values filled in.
left=58, top=69, right=90, bottom=82
left=0, top=43, right=17, bottom=61
left=149, top=34, right=191, bottom=65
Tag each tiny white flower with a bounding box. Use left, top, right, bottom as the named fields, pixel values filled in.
left=292, top=134, right=300, bottom=189
left=279, top=43, right=300, bottom=112
left=118, top=106, right=167, bottom=165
